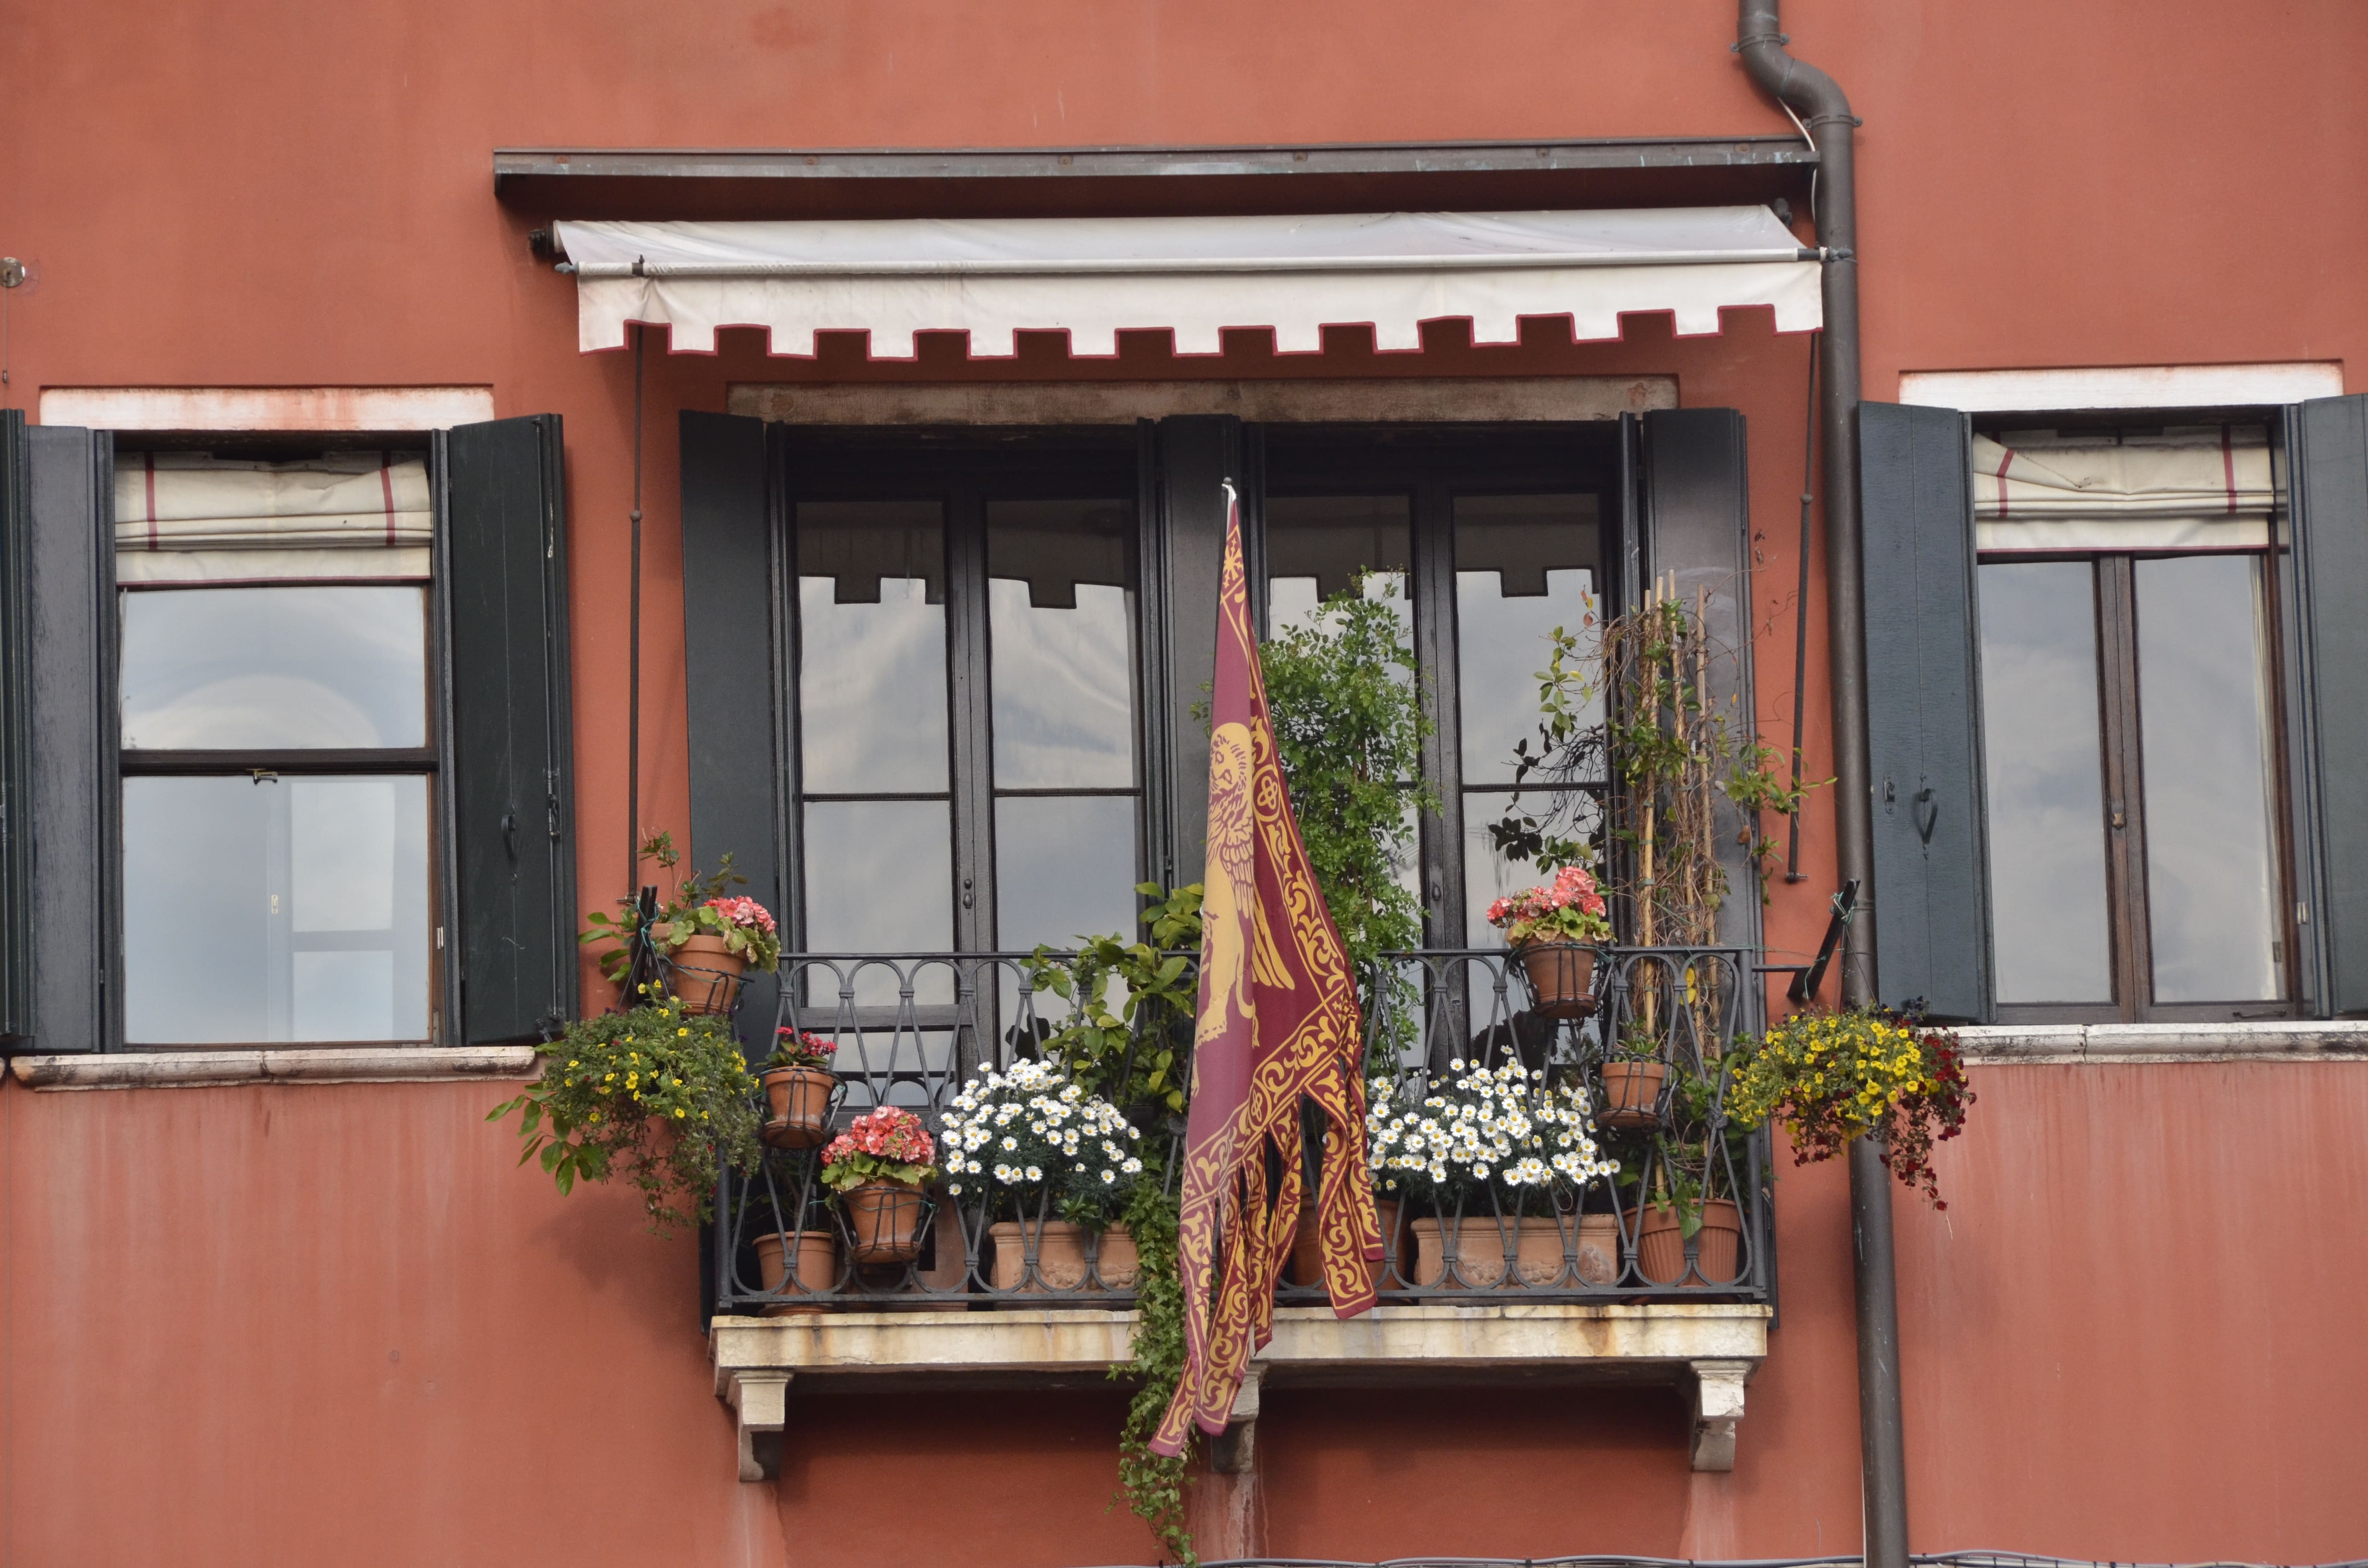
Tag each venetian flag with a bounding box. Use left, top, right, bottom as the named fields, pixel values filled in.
left=1150, top=487, right=1381, bottom=1458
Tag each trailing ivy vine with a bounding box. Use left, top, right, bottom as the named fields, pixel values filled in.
left=1110, top=1145, right=1195, bottom=1566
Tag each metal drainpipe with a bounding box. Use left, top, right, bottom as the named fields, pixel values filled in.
left=1734, top=8, right=1910, bottom=1568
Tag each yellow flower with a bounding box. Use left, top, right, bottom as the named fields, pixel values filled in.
left=678, top=1027, right=689, bottom=1037
left=675, top=1108, right=687, bottom=1118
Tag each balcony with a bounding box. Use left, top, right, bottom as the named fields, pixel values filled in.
left=710, top=946, right=1771, bottom=1479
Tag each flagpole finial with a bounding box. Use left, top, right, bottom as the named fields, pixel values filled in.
left=1220, top=478, right=1238, bottom=508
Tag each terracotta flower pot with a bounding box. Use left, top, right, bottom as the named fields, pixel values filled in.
left=1093, top=1224, right=1141, bottom=1290
left=1573, top=1213, right=1622, bottom=1286
left=760, top=1065, right=836, bottom=1150
left=1517, top=939, right=1597, bottom=1019
left=750, top=1228, right=840, bottom=1315
left=840, top=1179, right=929, bottom=1265
left=1636, top=1199, right=1745, bottom=1286
left=987, top=1219, right=1090, bottom=1293
left=1409, top=1213, right=1563, bottom=1289
left=668, top=932, right=747, bottom=1017
left=1598, top=1060, right=1669, bottom=1128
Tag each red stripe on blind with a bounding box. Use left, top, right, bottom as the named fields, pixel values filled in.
left=2222, top=425, right=2238, bottom=514
left=143, top=451, right=159, bottom=550
left=379, top=452, right=396, bottom=546
left=1995, top=448, right=2015, bottom=518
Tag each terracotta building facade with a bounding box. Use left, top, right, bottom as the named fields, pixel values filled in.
left=2, top=2, right=2366, bottom=1565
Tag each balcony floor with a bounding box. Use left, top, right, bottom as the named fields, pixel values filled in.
left=712, top=1300, right=1768, bottom=1479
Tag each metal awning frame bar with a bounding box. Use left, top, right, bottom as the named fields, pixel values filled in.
left=496, top=135, right=1817, bottom=191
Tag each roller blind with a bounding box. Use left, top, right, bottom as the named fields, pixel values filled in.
left=113, top=451, right=432, bottom=583
left=1973, top=427, right=2272, bottom=552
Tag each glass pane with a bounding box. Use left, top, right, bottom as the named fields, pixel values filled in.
left=801, top=799, right=953, bottom=1005
left=1979, top=561, right=2114, bottom=1004
left=1454, top=495, right=1602, bottom=786
left=1266, top=495, right=1412, bottom=634
left=987, top=499, right=1137, bottom=790
left=2135, top=555, right=2282, bottom=1002
left=124, top=774, right=432, bottom=1043
left=797, top=502, right=948, bottom=793
left=994, top=794, right=1139, bottom=952
left=120, top=586, right=426, bottom=749
left=1461, top=788, right=1600, bottom=947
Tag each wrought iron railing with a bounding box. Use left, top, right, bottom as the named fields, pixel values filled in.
left=710, top=944, right=1768, bottom=1315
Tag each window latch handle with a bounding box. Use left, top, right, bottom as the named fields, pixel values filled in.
left=2109, top=801, right=2127, bottom=831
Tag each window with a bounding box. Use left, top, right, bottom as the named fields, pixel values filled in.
left=1258, top=429, right=1613, bottom=949
left=0, top=415, right=577, bottom=1053
left=1975, top=423, right=2291, bottom=1020
left=114, top=448, right=441, bottom=1044
left=783, top=438, right=1144, bottom=997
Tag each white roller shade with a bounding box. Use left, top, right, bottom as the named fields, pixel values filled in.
left=115, top=452, right=432, bottom=584
left=1973, top=428, right=2274, bottom=551
left=554, top=207, right=1822, bottom=357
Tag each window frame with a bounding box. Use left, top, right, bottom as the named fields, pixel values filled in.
left=1253, top=423, right=1623, bottom=949
left=109, top=433, right=457, bottom=1049
left=774, top=429, right=1150, bottom=961
left=1974, top=415, right=2304, bottom=1025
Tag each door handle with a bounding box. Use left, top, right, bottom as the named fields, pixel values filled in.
left=1913, top=786, right=1938, bottom=845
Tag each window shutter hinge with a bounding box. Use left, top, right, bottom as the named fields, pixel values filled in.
left=436, top=926, right=446, bottom=950
left=2298, top=902, right=2310, bottom=925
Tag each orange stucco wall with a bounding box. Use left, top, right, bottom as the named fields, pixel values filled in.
left=4, top=0, right=2366, bottom=1562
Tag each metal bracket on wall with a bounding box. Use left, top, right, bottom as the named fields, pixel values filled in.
left=0, top=258, right=24, bottom=289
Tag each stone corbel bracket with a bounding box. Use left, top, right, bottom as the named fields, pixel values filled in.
left=711, top=1301, right=1768, bottom=1481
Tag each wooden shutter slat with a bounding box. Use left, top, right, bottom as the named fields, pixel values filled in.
left=1858, top=401, right=1992, bottom=1022
left=444, top=415, right=576, bottom=1043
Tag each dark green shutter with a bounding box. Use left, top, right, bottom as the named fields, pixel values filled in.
left=1636, top=407, right=1763, bottom=956
left=0, top=412, right=29, bottom=1041
left=1148, top=414, right=1240, bottom=886
left=18, top=424, right=115, bottom=1053
left=443, top=415, right=576, bottom=1043
left=679, top=411, right=780, bottom=1049
left=2282, top=394, right=2368, bottom=1017
left=1857, top=401, right=1991, bottom=1022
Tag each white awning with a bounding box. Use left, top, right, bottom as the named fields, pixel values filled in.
left=554, top=207, right=1822, bottom=358
left=1973, top=428, right=2274, bottom=552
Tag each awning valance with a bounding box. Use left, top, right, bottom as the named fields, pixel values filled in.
left=553, top=207, right=1822, bottom=358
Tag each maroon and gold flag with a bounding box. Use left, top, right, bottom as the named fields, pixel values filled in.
left=1150, top=488, right=1380, bottom=1458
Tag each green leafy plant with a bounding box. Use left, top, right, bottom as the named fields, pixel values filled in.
left=1259, top=579, right=1434, bottom=1073
left=1109, top=1145, right=1195, bottom=1567
left=581, top=830, right=777, bottom=982
left=1025, top=884, right=1204, bottom=1118
left=487, top=989, right=763, bottom=1235
left=1492, top=584, right=1827, bottom=930
left=1727, top=1007, right=1975, bottom=1207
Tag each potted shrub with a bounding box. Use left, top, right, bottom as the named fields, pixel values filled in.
left=819, top=1105, right=940, bottom=1266
left=1597, top=1026, right=1669, bottom=1130
left=939, top=1057, right=1146, bottom=1295
left=1486, top=865, right=1611, bottom=1019
left=744, top=1175, right=841, bottom=1315
left=760, top=1029, right=839, bottom=1150
left=1727, top=1005, right=1976, bottom=1209
left=662, top=893, right=781, bottom=1017
left=1630, top=1140, right=1745, bottom=1286
left=487, top=991, right=762, bottom=1235
left=1369, top=1059, right=1618, bottom=1289
left=580, top=833, right=781, bottom=1016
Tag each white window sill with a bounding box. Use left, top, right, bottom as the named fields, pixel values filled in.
left=5, top=1046, right=541, bottom=1090
left=1956, top=1020, right=2368, bottom=1064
